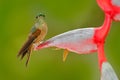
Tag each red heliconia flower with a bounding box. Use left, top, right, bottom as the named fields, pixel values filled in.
left=35, top=13, right=112, bottom=68
left=34, top=1, right=119, bottom=79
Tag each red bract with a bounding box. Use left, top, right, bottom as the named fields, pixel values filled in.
left=97, top=0, right=120, bottom=21
left=94, top=13, right=112, bottom=69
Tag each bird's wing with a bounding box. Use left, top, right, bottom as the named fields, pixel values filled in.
left=18, top=29, right=41, bottom=59
left=18, top=35, right=37, bottom=59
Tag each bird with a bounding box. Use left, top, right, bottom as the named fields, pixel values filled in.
left=18, top=13, right=48, bottom=66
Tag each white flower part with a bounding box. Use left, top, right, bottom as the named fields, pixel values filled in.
left=44, top=28, right=97, bottom=54
left=111, top=0, right=120, bottom=7
left=114, top=14, right=120, bottom=21
left=101, top=62, right=119, bottom=80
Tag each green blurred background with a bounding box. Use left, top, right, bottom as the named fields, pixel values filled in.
left=0, top=0, right=120, bottom=80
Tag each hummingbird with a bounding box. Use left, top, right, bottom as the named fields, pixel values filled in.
left=18, top=13, right=48, bottom=66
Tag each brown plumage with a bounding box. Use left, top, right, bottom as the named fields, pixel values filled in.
left=18, top=29, right=41, bottom=66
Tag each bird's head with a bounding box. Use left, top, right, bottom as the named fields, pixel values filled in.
left=34, top=13, right=46, bottom=29
left=30, top=13, right=46, bottom=33
left=35, top=13, right=45, bottom=23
